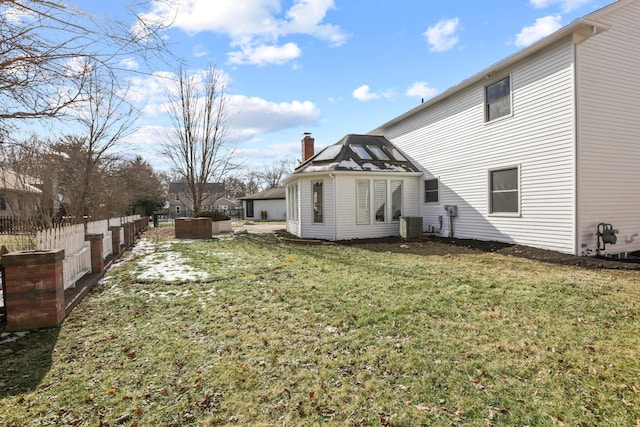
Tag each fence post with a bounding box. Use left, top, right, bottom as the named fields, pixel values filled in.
left=2, top=249, right=65, bottom=331
left=85, top=233, right=104, bottom=274
left=124, top=222, right=133, bottom=248
left=109, top=226, right=121, bottom=256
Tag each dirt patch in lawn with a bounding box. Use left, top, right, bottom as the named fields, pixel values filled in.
left=338, top=235, right=640, bottom=271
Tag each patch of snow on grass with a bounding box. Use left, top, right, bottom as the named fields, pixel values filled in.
left=136, top=250, right=209, bottom=282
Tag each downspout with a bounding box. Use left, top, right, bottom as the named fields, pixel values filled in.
left=329, top=174, right=337, bottom=241
left=572, top=36, right=580, bottom=256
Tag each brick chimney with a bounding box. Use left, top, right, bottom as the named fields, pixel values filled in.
left=301, top=132, right=315, bottom=162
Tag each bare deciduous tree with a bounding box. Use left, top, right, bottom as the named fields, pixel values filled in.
left=54, top=64, right=137, bottom=220
left=257, top=157, right=298, bottom=189
left=0, top=0, right=170, bottom=139
left=160, top=66, right=238, bottom=217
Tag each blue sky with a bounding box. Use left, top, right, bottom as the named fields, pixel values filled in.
left=73, top=0, right=610, bottom=172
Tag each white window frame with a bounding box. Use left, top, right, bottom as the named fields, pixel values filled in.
left=373, top=180, right=387, bottom=223
left=312, top=180, right=324, bottom=224
left=356, top=179, right=370, bottom=225
left=488, top=165, right=520, bottom=216
left=485, top=74, right=513, bottom=123
left=287, top=184, right=298, bottom=222
left=391, top=180, right=403, bottom=222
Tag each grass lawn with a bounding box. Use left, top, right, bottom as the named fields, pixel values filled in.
left=1, top=231, right=639, bottom=426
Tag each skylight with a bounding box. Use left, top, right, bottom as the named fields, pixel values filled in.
left=367, top=145, right=390, bottom=161
left=350, top=145, right=372, bottom=160
left=313, top=145, right=343, bottom=161
left=384, top=147, right=407, bottom=162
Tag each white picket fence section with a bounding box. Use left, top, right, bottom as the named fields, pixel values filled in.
left=86, top=219, right=112, bottom=260
left=36, top=224, right=90, bottom=290
left=109, top=215, right=140, bottom=247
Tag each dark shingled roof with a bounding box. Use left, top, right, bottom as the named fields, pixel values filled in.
left=241, top=187, right=286, bottom=200
left=292, top=134, right=420, bottom=175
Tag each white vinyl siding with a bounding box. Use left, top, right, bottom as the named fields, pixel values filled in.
left=384, top=39, right=576, bottom=253
left=576, top=1, right=640, bottom=255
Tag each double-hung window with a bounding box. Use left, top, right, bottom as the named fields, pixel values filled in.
left=424, top=178, right=439, bottom=203
left=489, top=167, right=519, bottom=214
left=485, top=76, right=511, bottom=122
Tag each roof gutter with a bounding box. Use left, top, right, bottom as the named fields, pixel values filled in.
left=370, top=18, right=610, bottom=134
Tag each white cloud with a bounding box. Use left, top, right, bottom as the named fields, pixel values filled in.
left=424, top=18, right=460, bottom=53
left=352, top=85, right=378, bottom=101
left=352, top=85, right=394, bottom=102
left=120, top=58, right=140, bottom=70
left=227, top=42, right=302, bottom=66
left=228, top=95, right=320, bottom=134
left=530, top=0, right=593, bottom=12
left=515, top=15, right=562, bottom=47
left=406, top=82, right=438, bottom=100
left=139, top=0, right=347, bottom=66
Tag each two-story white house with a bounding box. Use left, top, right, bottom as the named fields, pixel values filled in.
left=286, top=0, right=640, bottom=257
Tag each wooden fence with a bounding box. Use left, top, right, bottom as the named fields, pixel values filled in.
left=86, top=219, right=112, bottom=260
left=35, top=215, right=141, bottom=290
left=36, top=224, right=90, bottom=290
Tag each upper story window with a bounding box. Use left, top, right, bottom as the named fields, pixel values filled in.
left=424, top=179, right=439, bottom=203
left=175, top=194, right=180, bottom=201
left=489, top=166, right=519, bottom=214
left=485, top=76, right=511, bottom=122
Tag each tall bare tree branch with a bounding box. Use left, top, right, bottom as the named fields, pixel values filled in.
left=160, top=66, right=238, bottom=216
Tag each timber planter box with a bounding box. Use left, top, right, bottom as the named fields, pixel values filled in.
left=175, top=217, right=212, bottom=239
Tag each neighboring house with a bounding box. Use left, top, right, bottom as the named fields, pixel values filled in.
left=241, top=188, right=286, bottom=221
left=0, top=168, right=42, bottom=231
left=213, top=197, right=243, bottom=219
left=283, top=134, right=422, bottom=240
left=168, top=182, right=224, bottom=217
left=286, top=0, right=640, bottom=257
left=213, top=197, right=241, bottom=212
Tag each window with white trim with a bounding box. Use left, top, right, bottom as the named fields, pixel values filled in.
left=356, top=180, right=370, bottom=224
left=374, top=180, right=387, bottom=222
left=489, top=167, right=519, bottom=214
left=391, top=180, right=403, bottom=221
left=424, top=178, right=439, bottom=203
left=312, top=180, right=323, bottom=223
left=485, top=76, right=511, bottom=122
left=287, top=184, right=298, bottom=221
